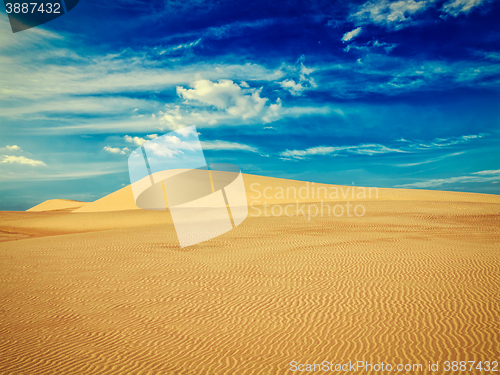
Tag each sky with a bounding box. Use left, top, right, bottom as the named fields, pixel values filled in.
left=1, top=0, right=499, bottom=210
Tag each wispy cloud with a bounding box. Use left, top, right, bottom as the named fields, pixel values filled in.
left=344, top=39, right=398, bottom=53
left=349, top=0, right=492, bottom=30
left=408, top=134, right=486, bottom=150
left=392, top=151, right=465, bottom=166
left=314, top=54, right=500, bottom=98
left=396, top=169, right=500, bottom=188
left=4, top=145, right=21, bottom=151
left=1, top=155, right=46, bottom=166
left=106, top=136, right=258, bottom=154
left=0, top=97, right=160, bottom=120
left=278, top=55, right=317, bottom=96
left=157, top=38, right=202, bottom=56
left=280, top=133, right=485, bottom=160
left=200, top=140, right=259, bottom=152
left=0, top=162, right=126, bottom=181
left=441, top=0, right=490, bottom=16
left=0, top=15, right=283, bottom=102
left=350, top=0, right=433, bottom=30
left=280, top=143, right=407, bottom=160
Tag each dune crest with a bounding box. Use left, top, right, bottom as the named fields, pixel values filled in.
left=72, top=185, right=138, bottom=213
left=27, top=199, right=87, bottom=212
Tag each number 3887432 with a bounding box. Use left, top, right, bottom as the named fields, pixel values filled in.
left=5, top=3, right=61, bottom=14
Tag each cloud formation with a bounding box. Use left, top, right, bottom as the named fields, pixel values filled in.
left=351, top=0, right=432, bottom=30
left=177, top=79, right=271, bottom=120
left=280, top=144, right=407, bottom=160
left=342, top=27, right=363, bottom=42
left=279, top=79, right=305, bottom=96
left=441, top=0, right=488, bottom=16
left=278, top=55, right=317, bottom=96
left=1, top=155, right=46, bottom=166
left=200, top=140, right=259, bottom=153
left=349, top=0, right=491, bottom=30
left=124, top=135, right=154, bottom=146
left=396, top=169, right=500, bottom=188
left=103, top=145, right=129, bottom=155
left=280, top=133, right=485, bottom=160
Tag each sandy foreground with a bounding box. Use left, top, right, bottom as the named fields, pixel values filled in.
left=1, top=174, right=499, bottom=374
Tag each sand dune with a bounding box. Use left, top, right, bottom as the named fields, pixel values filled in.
left=73, top=185, right=138, bottom=213
left=30, top=173, right=500, bottom=214
left=1, top=174, right=499, bottom=374
left=27, top=199, right=88, bottom=212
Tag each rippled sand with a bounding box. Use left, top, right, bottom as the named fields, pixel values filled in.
left=1, top=175, right=499, bottom=374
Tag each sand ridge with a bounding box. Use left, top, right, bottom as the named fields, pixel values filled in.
left=27, top=199, right=88, bottom=212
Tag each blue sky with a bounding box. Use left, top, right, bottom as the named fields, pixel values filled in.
left=1, top=0, right=499, bottom=210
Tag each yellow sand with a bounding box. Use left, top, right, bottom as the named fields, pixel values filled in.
left=1, top=174, right=499, bottom=374
left=27, top=199, right=88, bottom=212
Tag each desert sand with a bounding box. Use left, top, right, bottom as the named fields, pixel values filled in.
left=1, top=174, right=499, bottom=374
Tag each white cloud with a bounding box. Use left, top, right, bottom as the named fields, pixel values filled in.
left=143, top=141, right=183, bottom=158
left=351, top=0, right=433, bottom=29
left=172, top=80, right=285, bottom=126
left=159, top=106, right=185, bottom=130
left=342, top=27, right=363, bottom=42
left=177, top=79, right=270, bottom=120
left=278, top=55, right=317, bottom=96
left=392, top=151, right=465, bottom=166
left=1, top=155, right=46, bottom=166
left=409, top=134, right=486, bottom=149
left=279, top=133, right=485, bottom=160
left=279, top=79, right=304, bottom=96
left=103, top=145, right=129, bottom=155
left=472, top=169, right=500, bottom=175
left=263, top=98, right=282, bottom=123
left=200, top=140, right=259, bottom=153
left=6, top=145, right=21, bottom=151
left=373, top=40, right=398, bottom=52
left=124, top=135, right=148, bottom=146
left=280, top=144, right=407, bottom=159
left=396, top=169, right=500, bottom=188
left=155, top=96, right=331, bottom=131
left=123, top=133, right=164, bottom=147
left=441, top=0, right=488, bottom=16
left=158, top=38, right=201, bottom=56
left=200, top=19, right=277, bottom=41
left=175, top=126, right=198, bottom=137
